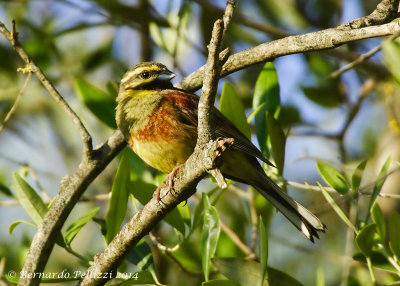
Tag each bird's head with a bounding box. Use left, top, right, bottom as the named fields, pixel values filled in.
left=120, top=62, right=176, bottom=90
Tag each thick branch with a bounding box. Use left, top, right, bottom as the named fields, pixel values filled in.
left=176, top=19, right=400, bottom=91
left=193, top=0, right=395, bottom=78
left=18, top=131, right=126, bottom=286
left=78, top=138, right=233, bottom=286
left=79, top=2, right=236, bottom=284
left=343, top=0, right=400, bottom=29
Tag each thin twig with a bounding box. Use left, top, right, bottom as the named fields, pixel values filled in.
left=197, top=18, right=225, bottom=144
left=0, top=72, right=31, bottom=134
left=340, top=193, right=358, bottom=286
left=192, top=192, right=256, bottom=258
left=248, top=190, right=259, bottom=251
left=288, top=180, right=400, bottom=199
left=0, top=20, right=93, bottom=156
left=328, top=45, right=383, bottom=79
left=329, top=32, right=400, bottom=79
left=148, top=232, right=204, bottom=276
left=0, top=194, right=111, bottom=207
left=222, top=0, right=235, bottom=37
left=220, top=220, right=257, bottom=259
left=197, top=1, right=234, bottom=187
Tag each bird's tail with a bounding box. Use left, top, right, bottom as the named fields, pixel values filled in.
left=254, top=177, right=326, bottom=242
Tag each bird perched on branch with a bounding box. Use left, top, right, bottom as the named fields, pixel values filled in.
left=116, top=62, right=326, bottom=242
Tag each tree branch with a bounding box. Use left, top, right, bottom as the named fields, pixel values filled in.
left=328, top=32, right=400, bottom=78
left=0, top=71, right=31, bottom=134
left=18, top=131, right=126, bottom=286
left=192, top=0, right=396, bottom=79
left=343, top=0, right=400, bottom=29
left=78, top=137, right=234, bottom=286
left=197, top=19, right=225, bottom=144
left=0, top=20, right=93, bottom=156
left=78, top=2, right=236, bottom=284
left=176, top=19, right=400, bottom=91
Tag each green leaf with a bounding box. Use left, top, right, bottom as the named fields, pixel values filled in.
left=11, top=173, right=48, bottom=225
left=213, top=258, right=304, bottom=286
left=316, top=267, right=325, bottom=286
left=219, top=82, right=251, bottom=139
left=9, top=220, right=36, bottom=235
left=356, top=223, right=377, bottom=257
left=106, top=151, right=131, bottom=244
left=65, top=207, right=99, bottom=245
left=125, top=148, right=153, bottom=182
left=302, top=85, right=342, bottom=108
left=114, top=271, right=158, bottom=285
left=367, top=156, right=390, bottom=218
left=82, top=42, right=112, bottom=71
left=252, top=62, right=280, bottom=154
left=382, top=38, right=400, bottom=84
left=316, top=160, right=348, bottom=194
left=129, top=180, right=186, bottom=235
left=253, top=189, right=274, bottom=231
left=202, top=280, right=241, bottom=286
left=318, top=183, right=356, bottom=232
left=192, top=193, right=205, bottom=229
left=0, top=181, right=13, bottom=197
left=93, top=217, right=107, bottom=237
left=259, top=217, right=268, bottom=286
left=371, top=202, right=386, bottom=242
left=351, top=159, right=367, bottom=191
left=11, top=173, right=66, bottom=247
left=276, top=105, right=301, bottom=127
left=266, top=112, right=286, bottom=175
left=74, top=78, right=117, bottom=128
left=126, top=239, right=154, bottom=271
left=353, top=251, right=395, bottom=272
left=201, top=194, right=220, bottom=282
left=388, top=212, right=400, bottom=260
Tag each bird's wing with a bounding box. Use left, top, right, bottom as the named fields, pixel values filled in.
left=163, top=89, right=273, bottom=166
left=213, top=108, right=274, bottom=166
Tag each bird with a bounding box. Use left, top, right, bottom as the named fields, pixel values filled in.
left=116, top=62, right=326, bottom=242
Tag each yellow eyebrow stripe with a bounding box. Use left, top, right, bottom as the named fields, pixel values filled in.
left=120, top=65, right=161, bottom=84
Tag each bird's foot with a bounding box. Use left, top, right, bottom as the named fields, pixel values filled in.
left=155, top=165, right=182, bottom=202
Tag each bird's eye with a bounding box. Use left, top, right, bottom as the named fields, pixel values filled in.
left=141, top=71, right=150, bottom=79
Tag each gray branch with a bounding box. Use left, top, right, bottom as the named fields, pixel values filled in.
left=177, top=19, right=400, bottom=91
left=79, top=1, right=236, bottom=284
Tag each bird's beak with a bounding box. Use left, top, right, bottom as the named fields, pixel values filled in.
left=157, top=69, right=176, bottom=81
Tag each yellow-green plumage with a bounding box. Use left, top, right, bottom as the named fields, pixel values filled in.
left=116, top=62, right=326, bottom=241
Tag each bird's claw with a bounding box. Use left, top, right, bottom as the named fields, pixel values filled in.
left=155, top=165, right=182, bottom=202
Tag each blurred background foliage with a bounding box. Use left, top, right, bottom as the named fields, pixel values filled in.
left=1, top=0, right=400, bottom=285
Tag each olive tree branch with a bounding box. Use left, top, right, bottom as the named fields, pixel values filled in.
left=0, top=20, right=93, bottom=156
left=176, top=19, right=400, bottom=91
left=192, top=0, right=398, bottom=80
left=0, top=71, right=31, bottom=134
left=78, top=2, right=236, bottom=285
left=343, top=0, right=400, bottom=29
left=329, top=31, right=400, bottom=79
